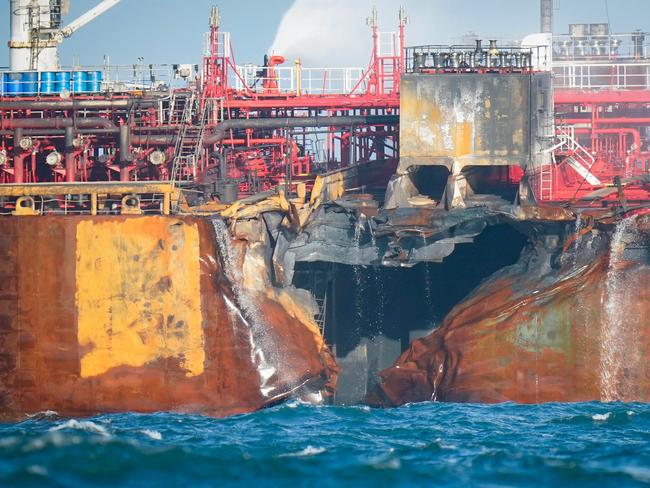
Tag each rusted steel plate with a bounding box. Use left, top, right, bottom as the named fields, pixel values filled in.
left=399, top=73, right=533, bottom=172
left=368, top=218, right=650, bottom=405
left=0, top=216, right=336, bottom=420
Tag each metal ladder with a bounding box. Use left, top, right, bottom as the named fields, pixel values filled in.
left=550, top=126, right=601, bottom=186
left=538, top=158, right=554, bottom=201
left=170, top=93, right=210, bottom=186
left=314, top=294, right=327, bottom=335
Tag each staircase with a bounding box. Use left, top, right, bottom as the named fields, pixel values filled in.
left=169, top=93, right=210, bottom=186
left=553, top=126, right=601, bottom=187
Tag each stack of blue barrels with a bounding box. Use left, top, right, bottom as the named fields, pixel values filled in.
left=2, top=70, right=104, bottom=96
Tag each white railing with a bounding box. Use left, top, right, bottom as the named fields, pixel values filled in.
left=550, top=126, right=601, bottom=186
left=376, top=31, right=400, bottom=57
left=0, top=64, right=192, bottom=97
left=232, top=65, right=367, bottom=95
left=203, top=31, right=231, bottom=58
left=553, top=61, right=650, bottom=89
left=553, top=33, right=650, bottom=61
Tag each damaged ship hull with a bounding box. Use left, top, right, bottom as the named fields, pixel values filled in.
left=368, top=214, right=650, bottom=406
left=0, top=215, right=337, bottom=420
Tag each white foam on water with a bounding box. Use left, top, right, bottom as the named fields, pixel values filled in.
left=622, top=466, right=650, bottom=483
left=371, top=457, right=402, bottom=470
left=22, top=432, right=83, bottom=453
left=141, top=429, right=162, bottom=441
left=26, top=465, right=48, bottom=476
left=279, top=445, right=326, bottom=457
left=592, top=412, right=611, bottom=422
left=49, top=420, right=110, bottom=436
left=25, top=410, right=59, bottom=420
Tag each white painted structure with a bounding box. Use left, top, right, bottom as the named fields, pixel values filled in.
left=9, top=0, right=121, bottom=71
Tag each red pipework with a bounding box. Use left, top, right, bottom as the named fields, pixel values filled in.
left=560, top=117, right=650, bottom=126
left=263, top=55, right=285, bottom=93
left=12, top=153, right=28, bottom=184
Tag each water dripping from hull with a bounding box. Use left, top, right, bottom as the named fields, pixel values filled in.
left=599, top=216, right=642, bottom=402
left=211, top=218, right=281, bottom=399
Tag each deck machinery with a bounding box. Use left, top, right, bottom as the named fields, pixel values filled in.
left=0, top=3, right=649, bottom=215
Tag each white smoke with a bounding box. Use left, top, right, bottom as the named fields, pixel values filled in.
left=269, top=0, right=442, bottom=67
left=268, top=0, right=538, bottom=68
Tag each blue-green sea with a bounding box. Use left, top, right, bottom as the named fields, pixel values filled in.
left=1, top=402, right=650, bottom=487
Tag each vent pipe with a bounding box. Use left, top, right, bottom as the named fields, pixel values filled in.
left=540, top=0, right=553, bottom=33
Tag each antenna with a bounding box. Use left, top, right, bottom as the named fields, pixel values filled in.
left=210, top=5, right=220, bottom=28
left=366, top=6, right=378, bottom=28
left=399, top=6, right=409, bottom=26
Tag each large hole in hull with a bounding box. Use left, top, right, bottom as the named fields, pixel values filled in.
left=292, top=223, right=529, bottom=404
left=463, top=165, right=522, bottom=201
left=409, top=166, right=450, bottom=202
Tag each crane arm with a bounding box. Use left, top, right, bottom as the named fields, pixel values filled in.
left=59, top=0, right=122, bottom=38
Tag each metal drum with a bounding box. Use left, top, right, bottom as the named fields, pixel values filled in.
left=5, top=72, right=22, bottom=95
left=21, top=72, right=38, bottom=96
left=40, top=71, right=58, bottom=94
left=85, top=70, right=103, bottom=92
left=56, top=71, right=71, bottom=93
left=72, top=71, right=86, bottom=94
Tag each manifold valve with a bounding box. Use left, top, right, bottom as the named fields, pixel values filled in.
left=46, top=151, right=62, bottom=166
left=148, top=149, right=167, bottom=166
left=19, top=137, right=33, bottom=151
left=0, top=149, right=7, bottom=166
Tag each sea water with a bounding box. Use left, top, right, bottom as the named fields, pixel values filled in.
left=1, top=402, right=650, bottom=487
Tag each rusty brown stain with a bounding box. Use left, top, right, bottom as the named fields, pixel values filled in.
left=367, top=225, right=650, bottom=406
left=0, top=216, right=337, bottom=420
left=399, top=73, right=533, bottom=172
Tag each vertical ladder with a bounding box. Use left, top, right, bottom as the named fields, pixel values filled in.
left=538, top=158, right=554, bottom=201
left=314, top=294, right=327, bottom=335
left=167, top=91, right=177, bottom=125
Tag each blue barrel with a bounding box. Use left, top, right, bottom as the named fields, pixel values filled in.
left=94, top=70, right=103, bottom=92
left=40, top=71, right=57, bottom=94
left=72, top=71, right=86, bottom=94
left=21, top=72, right=38, bottom=96
left=55, top=71, right=71, bottom=93
left=84, top=70, right=103, bottom=92
left=5, top=72, right=22, bottom=95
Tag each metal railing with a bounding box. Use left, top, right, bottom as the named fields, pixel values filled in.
left=553, top=61, right=650, bottom=89
left=376, top=31, right=400, bottom=57
left=232, top=65, right=367, bottom=95
left=553, top=33, right=650, bottom=61
left=404, top=44, right=547, bottom=73
left=0, top=64, right=193, bottom=97
left=203, top=31, right=231, bottom=58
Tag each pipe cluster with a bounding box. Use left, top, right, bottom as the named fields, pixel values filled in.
left=411, top=41, right=533, bottom=72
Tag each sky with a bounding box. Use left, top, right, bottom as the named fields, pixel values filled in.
left=1, top=0, right=649, bottom=69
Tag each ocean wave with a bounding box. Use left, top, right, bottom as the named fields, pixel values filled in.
left=279, top=445, right=326, bottom=457
left=49, top=420, right=110, bottom=436
left=592, top=412, right=612, bottom=421
left=141, top=429, right=163, bottom=440
left=1, top=403, right=649, bottom=486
